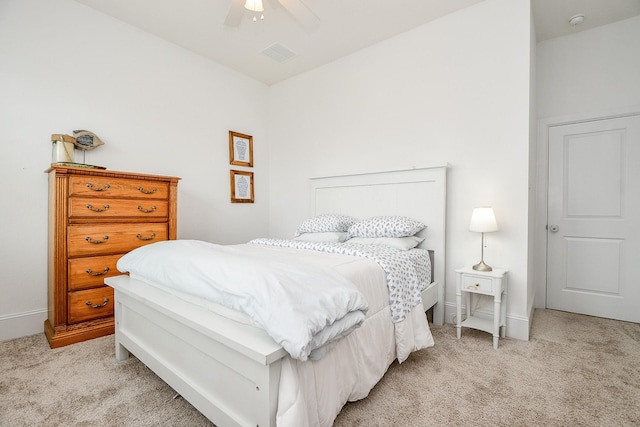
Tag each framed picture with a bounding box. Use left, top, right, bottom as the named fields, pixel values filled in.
left=229, top=131, right=253, bottom=167
left=230, top=170, right=254, bottom=203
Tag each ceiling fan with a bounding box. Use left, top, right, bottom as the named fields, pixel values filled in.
left=224, top=0, right=320, bottom=33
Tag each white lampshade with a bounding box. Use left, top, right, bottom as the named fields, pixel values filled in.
left=244, top=0, right=264, bottom=12
left=469, top=207, right=498, bottom=233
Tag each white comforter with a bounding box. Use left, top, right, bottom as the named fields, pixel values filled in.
left=116, top=239, right=368, bottom=361
left=118, top=239, right=434, bottom=426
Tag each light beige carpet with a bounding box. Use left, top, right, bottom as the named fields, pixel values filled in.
left=1, top=309, right=639, bottom=426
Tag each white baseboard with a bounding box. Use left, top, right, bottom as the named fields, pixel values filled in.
left=443, top=302, right=531, bottom=341
left=504, top=312, right=531, bottom=341
left=0, top=309, right=47, bottom=341
left=4, top=303, right=534, bottom=343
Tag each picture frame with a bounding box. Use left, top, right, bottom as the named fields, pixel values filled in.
left=230, top=170, right=254, bottom=203
left=229, top=131, right=253, bottom=167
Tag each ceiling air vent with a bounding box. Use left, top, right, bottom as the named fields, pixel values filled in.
left=261, top=43, right=297, bottom=63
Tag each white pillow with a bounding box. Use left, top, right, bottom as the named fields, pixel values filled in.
left=294, top=214, right=358, bottom=237
left=346, top=236, right=425, bottom=250
left=293, top=232, right=348, bottom=243
left=347, top=216, right=426, bottom=238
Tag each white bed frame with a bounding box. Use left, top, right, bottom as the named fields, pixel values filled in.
left=105, top=165, right=447, bottom=427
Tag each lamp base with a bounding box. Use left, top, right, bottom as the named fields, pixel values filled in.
left=472, top=260, right=493, bottom=272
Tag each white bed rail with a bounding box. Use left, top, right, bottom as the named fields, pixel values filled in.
left=106, top=275, right=287, bottom=427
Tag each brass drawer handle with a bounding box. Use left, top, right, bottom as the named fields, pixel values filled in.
left=137, top=186, right=157, bottom=194
left=137, top=205, right=157, bottom=213
left=136, top=233, right=156, bottom=241
left=85, top=236, right=109, bottom=244
left=86, top=267, right=109, bottom=276
left=86, top=183, right=110, bottom=192
left=85, top=298, right=109, bottom=308
left=86, top=204, right=109, bottom=212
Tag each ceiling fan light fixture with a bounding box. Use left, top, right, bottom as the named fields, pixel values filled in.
left=245, top=0, right=264, bottom=13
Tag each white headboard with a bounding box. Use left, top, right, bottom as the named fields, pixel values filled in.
left=309, top=166, right=448, bottom=316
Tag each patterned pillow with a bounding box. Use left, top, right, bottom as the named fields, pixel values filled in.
left=294, top=214, right=358, bottom=237
left=347, top=216, right=425, bottom=238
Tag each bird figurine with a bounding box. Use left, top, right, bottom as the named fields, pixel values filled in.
left=72, top=130, right=104, bottom=150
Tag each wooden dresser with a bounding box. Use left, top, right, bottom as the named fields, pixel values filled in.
left=45, top=166, right=180, bottom=348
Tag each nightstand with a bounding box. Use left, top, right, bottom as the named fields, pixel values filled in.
left=455, top=266, right=508, bottom=349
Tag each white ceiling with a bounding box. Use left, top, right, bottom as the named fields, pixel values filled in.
left=71, top=0, right=640, bottom=85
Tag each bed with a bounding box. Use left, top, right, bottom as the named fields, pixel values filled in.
left=105, top=165, right=447, bottom=427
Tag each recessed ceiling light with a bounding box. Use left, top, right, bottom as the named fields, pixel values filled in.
left=569, top=14, right=585, bottom=26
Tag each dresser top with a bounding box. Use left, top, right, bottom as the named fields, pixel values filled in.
left=46, top=165, right=181, bottom=182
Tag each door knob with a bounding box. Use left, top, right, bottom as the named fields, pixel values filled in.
left=549, top=225, right=559, bottom=233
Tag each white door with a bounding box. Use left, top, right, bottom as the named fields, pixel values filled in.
left=547, top=114, right=640, bottom=322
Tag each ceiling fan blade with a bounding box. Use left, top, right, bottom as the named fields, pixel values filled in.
left=224, top=0, right=246, bottom=28
left=277, top=0, right=320, bottom=33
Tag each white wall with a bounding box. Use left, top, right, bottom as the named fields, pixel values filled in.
left=535, top=16, right=640, bottom=308
left=268, top=0, right=534, bottom=339
left=0, top=0, right=539, bottom=342
left=0, top=0, right=270, bottom=340
left=537, top=16, right=640, bottom=118
left=537, top=16, right=640, bottom=120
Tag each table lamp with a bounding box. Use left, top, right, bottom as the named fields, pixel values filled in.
left=469, top=207, right=498, bottom=271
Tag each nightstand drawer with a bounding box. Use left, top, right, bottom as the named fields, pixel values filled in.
left=462, top=274, right=493, bottom=293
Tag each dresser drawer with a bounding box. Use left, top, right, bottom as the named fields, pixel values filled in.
left=69, top=176, right=169, bottom=199
left=68, top=286, right=114, bottom=324
left=462, top=274, right=493, bottom=293
left=69, top=198, right=168, bottom=219
left=68, top=254, right=124, bottom=291
left=68, top=223, right=168, bottom=257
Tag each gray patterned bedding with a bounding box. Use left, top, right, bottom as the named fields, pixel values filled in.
left=249, top=238, right=432, bottom=322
